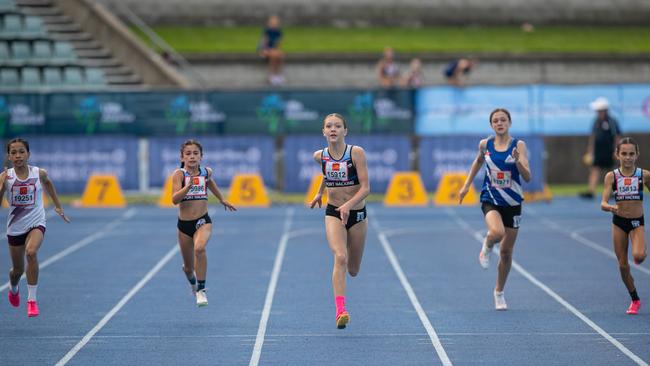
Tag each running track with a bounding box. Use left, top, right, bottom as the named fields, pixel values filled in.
left=1, top=197, right=649, bottom=365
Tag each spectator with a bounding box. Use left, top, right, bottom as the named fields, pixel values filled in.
left=258, top=15, right=285, bottom=85
left=376, top=47, right=400, bottom=88
left=580, top=97, right=621, bottom=199
left=401, top=58, right=423, bottom=88
left=444, top=57, right=477, bottom=86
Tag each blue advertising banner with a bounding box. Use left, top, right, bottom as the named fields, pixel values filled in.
left=416, top=84, right=650, bottom=135
left=416, top=86, right=535, bottom=135
left=24, top=136, right=139, bottom=193
left=418, top=135, right=545, bottom=193
left=148, top=137, right=275, bottom=189
left=283, top=135, right=411, bottom=193
left=0, top=89, right=414, bottom=137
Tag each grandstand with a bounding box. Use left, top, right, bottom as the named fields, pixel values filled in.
left=0, top=0, right=187, bottom=90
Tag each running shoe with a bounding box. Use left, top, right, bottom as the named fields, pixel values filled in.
left=336, top=311, right=350, bottom=329
left=27, top=300, right=39, bottom=317
left=626, top=300, right=641, bottom=315
left=196, top=289, right=208, bottom=307
left=8, top=289, right=19, bottom=307
left=494, top=291, right=507, bottom=311
left=479, top=238, right=491, bottom=269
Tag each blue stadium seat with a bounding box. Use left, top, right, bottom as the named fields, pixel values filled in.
left=0, top=68, right=19, bottom=87
left=3, top=14, right=22, bottom=37
left=85, top=68, right=106, bottom=86
left=0, top=0, right=16, bottom=11
left=0, top=41, right=9, bottom=60
left=43, top=66, right=62, bottom=86
left=53, top=41, right=76, bottom=61
left=63, top=66, right=83, bottom=85
left=24, top=16, right=45, bottom=36
left=32, top=40, right=51, bottom=60
left=20, top=67, right=40, bottom=87
left=11, top=41, right=30, bottom=62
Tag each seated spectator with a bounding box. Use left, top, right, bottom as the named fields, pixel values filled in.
left=376, top=47, right=400, bottom=88
left=401, top=58, right=423, bottom=88
left=258, top=15, right=285, bottom=85
left=444, top=57, right=477, bottom=86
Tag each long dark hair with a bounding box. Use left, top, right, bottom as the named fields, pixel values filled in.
left=616, top=136, right=639, bottom=155
left=179, top=139, right=203, bottom=168
left=6, top=138, right=30, bottom=153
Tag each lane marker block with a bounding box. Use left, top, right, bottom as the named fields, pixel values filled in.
left=433, top=172, right=478, bottom=206
left=384, top=172, right=428, bottom=206
left=80, top=174, right=126, bottom=208
left=228, top=174, right=270, bottom=207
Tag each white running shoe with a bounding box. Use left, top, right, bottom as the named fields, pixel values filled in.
left=479, top=238, right=491, bottom=269
left=190, top=283, right=197, bottom=295
left=196, top=289, right=208, bottom=307
left=494, top=291, right=507, bottom=311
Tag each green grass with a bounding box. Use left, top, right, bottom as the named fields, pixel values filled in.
left=135, top=26, right=650, bottom=54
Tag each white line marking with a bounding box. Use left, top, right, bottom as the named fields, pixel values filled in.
left=446, top=208, right=649, bottom=366
left=13, top=331, right=650, bottom=340
left=249, top=207, right=294, bottom=366
left=0, top=208, right=137, bottom=292
left=370, top=210, right=453, bottom=366
left=528, top=211, right=650, bottom=276
left=55, top=244, right=179, bottom=365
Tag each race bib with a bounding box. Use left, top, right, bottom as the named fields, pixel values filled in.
left=490, top=170, right=512, bottom=189
left=11, top=184, right=36, bottom=206
left=185, top=176, right=207, bottom=197
left=325, top=161, right=349, bottom=182
left=616, top=176, right=639, bottom=197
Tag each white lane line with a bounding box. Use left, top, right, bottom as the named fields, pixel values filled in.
left=447, top=208, right=649, bottom=366
left=55, top=243, right=179, bottom=366
left=526, top=208, right=650, bottom=276
left=370, top=210, right=453, bottom=366
left=0, top=208, right=137, bottom=292
left=249, top=207, right=295, bottom=366
left=15, top=331, right=650, bottom=340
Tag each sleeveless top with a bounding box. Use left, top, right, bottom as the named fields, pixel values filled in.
left=321, top=145, right=359, bottom=188
left=480, top=137, right=524, bottom=206
left=4, top=166, right=46, bottom=235
left=612, top=167, right=643, bottom=202
left=180, top=167, right=209, bottom=202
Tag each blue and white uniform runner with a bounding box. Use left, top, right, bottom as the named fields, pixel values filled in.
left=480, top=137, right=523, bottom=206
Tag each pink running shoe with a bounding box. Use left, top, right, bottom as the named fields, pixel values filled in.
left=27, top=300, right=39, bottom=317
left=8, top=290, right=19, bottom=307
left=627, top=300, right=641, bottom=315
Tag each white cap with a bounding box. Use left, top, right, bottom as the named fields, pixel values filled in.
left=589, top=97, right=609, bottom=111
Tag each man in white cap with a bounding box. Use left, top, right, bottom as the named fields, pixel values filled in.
left=580, top=97, right=621, bottom=199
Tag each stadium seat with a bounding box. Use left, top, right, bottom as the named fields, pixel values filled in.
left=43, top=66, right=62, bottom=86
left=53, top=41, right=76, bottom=61
left=0, top=41, right=9, bottom=60
left=21, top=67, right=40, bottom=87
left=11, top=41, right=30, bottom=62
left=0, top=0, right=16, bottom=11
left=85, top=68, right=106, bottom=86
left=32, top=40, right=51, bottom=60
left=63, top=66, right=83, bottom=85
left=0, top=68, right=19, bottom=87
left=3, top=14, right=22, bottom=37
left=24, top=16, right=45, bottom=36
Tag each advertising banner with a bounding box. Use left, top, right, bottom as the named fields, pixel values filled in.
left=148, top=136, right=275, bottom=189
left=23, top=135, right=139, bottom=193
